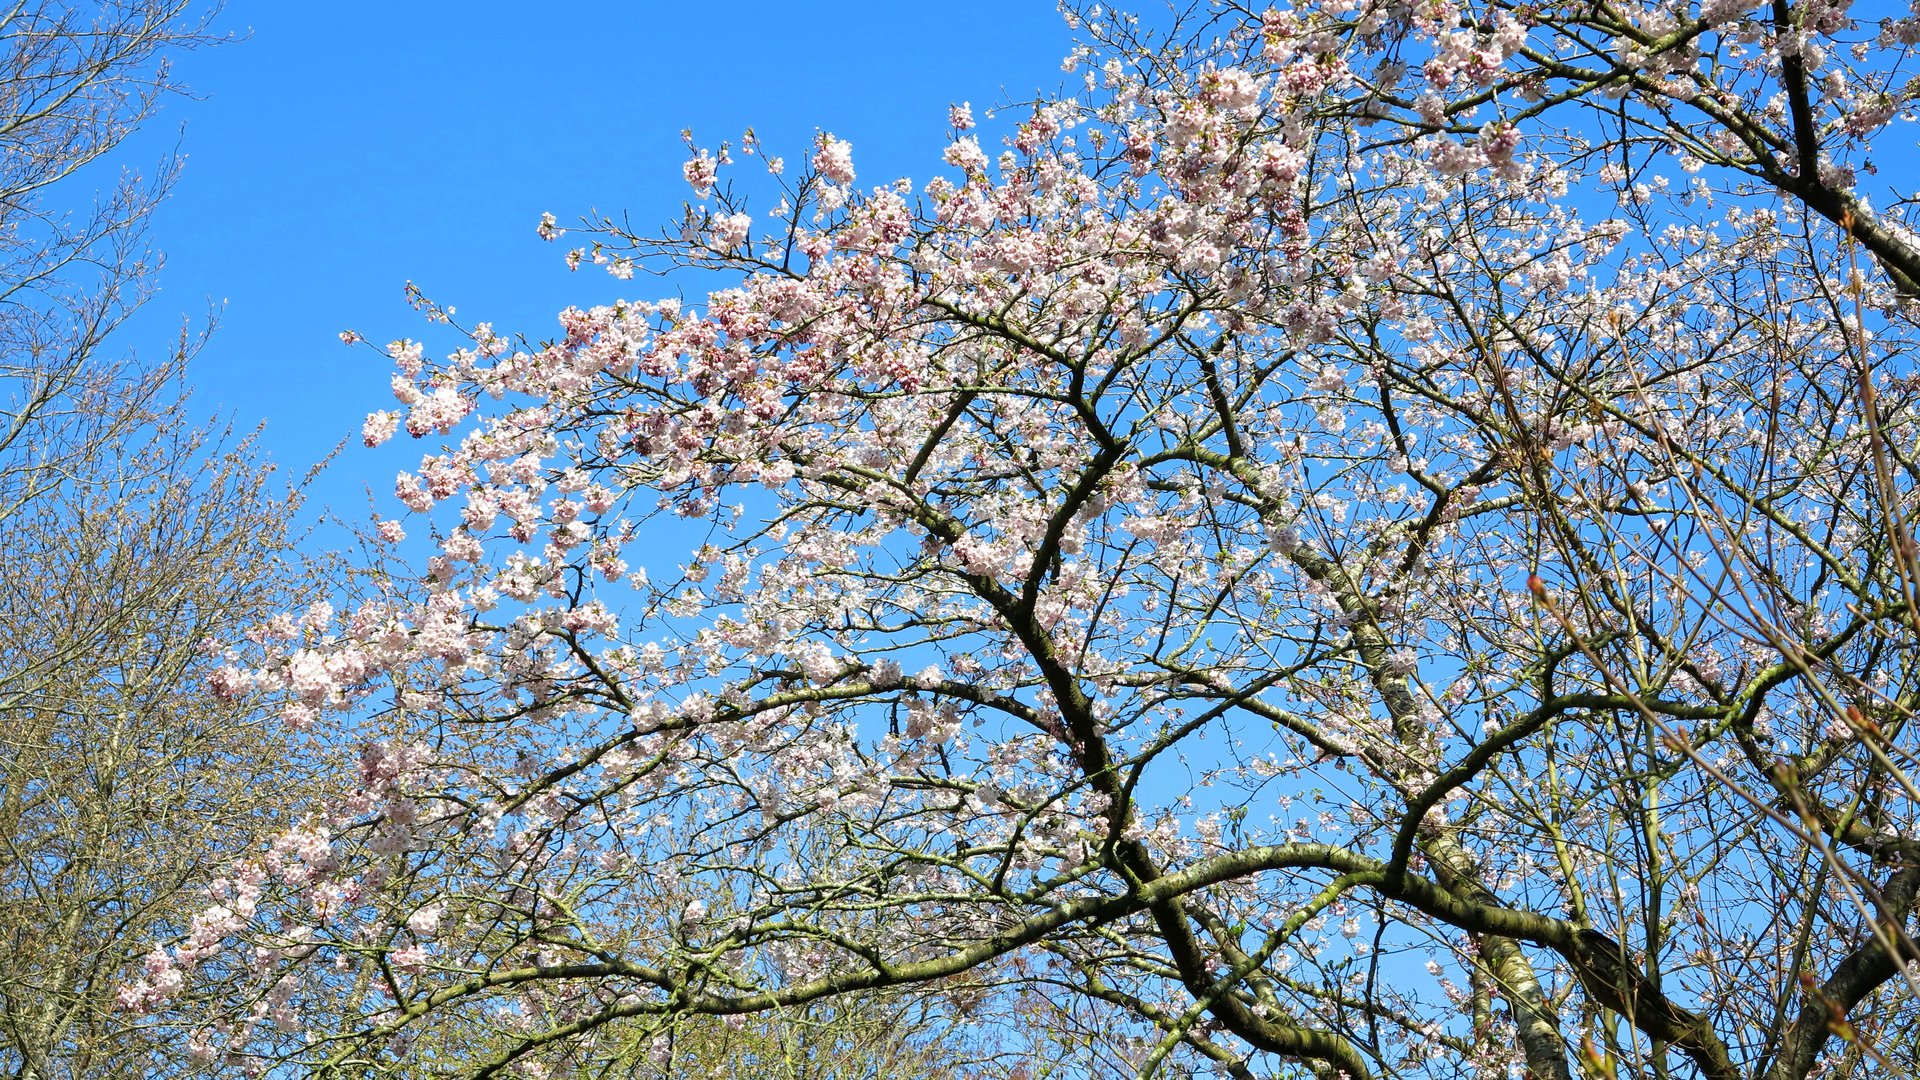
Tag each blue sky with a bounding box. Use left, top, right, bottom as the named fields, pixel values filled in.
left=121, top=2, right=1074, bottom=519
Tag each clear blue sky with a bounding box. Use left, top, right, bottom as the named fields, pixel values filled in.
left=121, top=2, right=1074, bottom=519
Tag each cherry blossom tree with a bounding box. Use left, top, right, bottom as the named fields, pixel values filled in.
left=156, top=2, right=1920, bottom=1077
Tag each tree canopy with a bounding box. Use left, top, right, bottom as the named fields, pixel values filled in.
left=143, top=2, right=1920, bottom=1077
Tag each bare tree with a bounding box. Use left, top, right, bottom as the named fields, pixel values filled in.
left=0, top=4, right=330, bottom=1079
left=0, top=394, right=315, bottom=1079
left=0, top=0, right=220, bottom=520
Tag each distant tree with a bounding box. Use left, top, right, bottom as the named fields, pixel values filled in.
left=163, top=1, right=1920, bottom=1078
left=0, top=389, right=313, bottom=1079
left=0, top=4, right=323, bottom=1078
left=0, top=0, right=215, bottom=502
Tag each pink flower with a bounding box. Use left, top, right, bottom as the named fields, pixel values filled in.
left=684, top=149, right=718, bottom=198
left=944, top=136, right=989, bottom=175
left=711, top=211, right=752, bottom=250
left=387, top=338, right=427, bottom=375
left=115, top=981, right=150, bottom=1014
left=286, top=649, right=334, bottom=702
left=394, top=473, right=433, bottom=512
left=1200, top=67, right=1261, bottom=111
left=812, top=134, right=855, bottom=185
left=405, top=387, right=473, bottom=437
left=207, top=664, right=249, bottom=700
left=441, top=530, right=483, bottom=563
left=363, top=411, right=401, bottom=447
left=407, top=903, right=444, bottom=937
left=390, top=944, right=430, bottom=974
